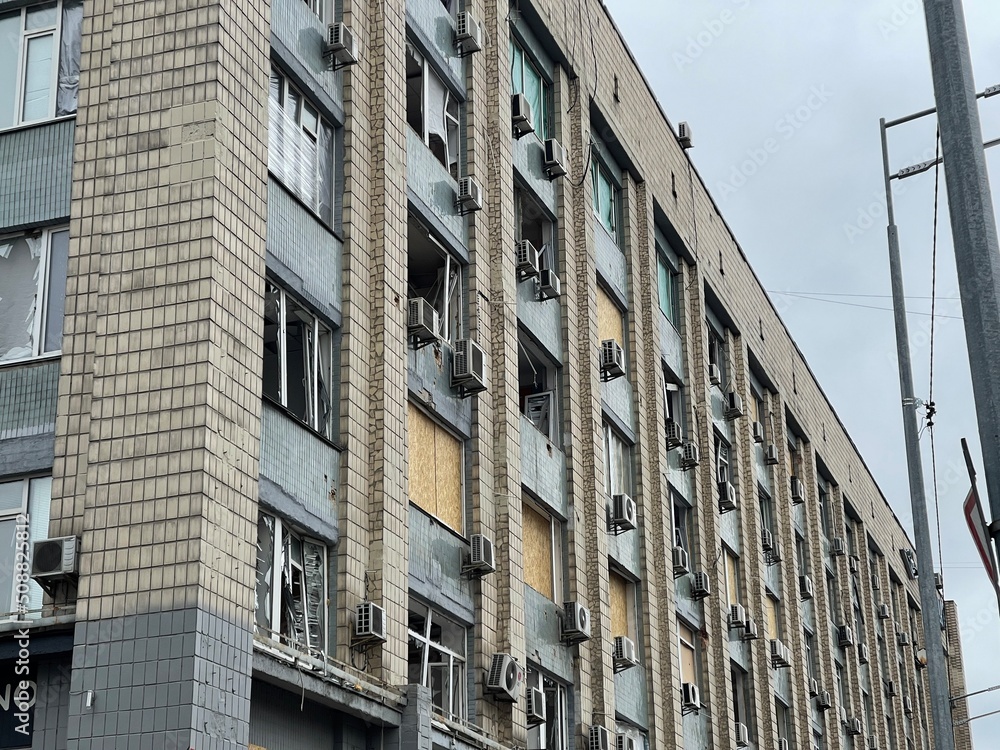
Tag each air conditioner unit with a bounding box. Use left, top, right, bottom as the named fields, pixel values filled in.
left=612, top=635, right=639, bottom=671
left=848, top=555, right=859, bottom=574
left=407, top=297, right=439, bottom=344
left=724, top=390, right=744, bottom=420
left=742, top=616, right=759, bottom=641
left=860, top=642, right=870, bottom=664
left=839, top=706, right=848, bottom=726
left=708, top=362, right=722, bottom=386
left=691, top=570, right=711, bottom=600
left=537, top=268, right=561, bottom=300
left=808, top=678, right=820, bottom=697
left=838, top=625, right=855, bottom=647
left=885, top=679, right=897, bottom=697
left=778, top=740, right=789, bottom=750
left=677, top=121, right=693, bottom=149
left=515, top=239, right=540, bottom=280
left=589, top=725, right=611, bottom=750
left=717, top=480, right=737, bottom=513
left=681, top=682, right=700, bottom=711
left=325, top=22, right=359, bottom=66
left=848, top=718, right=863, bottom=736
left=768, top=542, right=783, bottom=566
left=799, top=574, right=814, bottom=600
left=455, top=11, right=483, bottom=54
left=665, top=418, right=683, bottom=449
left=511, top=93, right=535, bottom=138
left=903, top=695, right=913, bottom=715
left=751, top=421, right=765, bottom=443
left=871, top=573, right=882, bottom=591
left=790, top=476, right=805, bottom=504
left=735, top=721, right=749, bottom=748
left=525, top=686, right=546, bottom=725
left=770, top=639, right=791, bottom=668
left=897, top=630, right=910, bottom=646
left=30, top=536, right=78, bottom=589
left=561, top=601, right=592, bottom=643
left=456, top=176, right=483, bottom=213
left=935, top=572, right=944, bottom=590
left=869, top=737, right=881, bottom=750
left=817, top=690, right=832, bottom=710
left=877, top=603, right=891, bottom=620
left=355, top=601, right=387, bottom=643
left=830, top=537, right=847, bottom=557
left=544, top=138, right=568, bottom=179
left=729, top=604, right=747, bottom=630
left=761, top=527, right=774, bottom=552
left=765, top=444, right=780, bottom=465
left=600, top=339, right=626, bottom=380
left=463, top=533, right=496, bottom=576
left=610, top=493, right=637, bottom=533
left=486, top=653, right=523, bottom=701
left=680, top=442, right=700, bottom=469
left=452, top=338, right=488, bottom=395
left=672, top=546, right=690, bottom=578
left=615, top=734, right=637, bottom=750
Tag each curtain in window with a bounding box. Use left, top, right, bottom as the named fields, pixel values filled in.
left=317, top=121, right=334, bottom=226
left=56, top=1, right=82, bottom=116
left=523, top=64, right=542, bottom=132
left=26, top=477, right=51, bottom=614
left=0, top=236, right=42, bottom=361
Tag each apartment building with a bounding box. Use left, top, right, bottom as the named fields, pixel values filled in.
left=0, top=0, right=971, bottom=748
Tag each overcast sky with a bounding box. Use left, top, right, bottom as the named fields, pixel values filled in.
left=604, top=0, right=1000, bottom=744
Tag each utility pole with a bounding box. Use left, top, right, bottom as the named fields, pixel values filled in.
left=879, top=120, right=956, bottom=750
left=922, top=1, right=1000, bottom=561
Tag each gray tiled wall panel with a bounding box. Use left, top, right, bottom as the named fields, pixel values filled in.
left=407, top=344, right=473, bottom=437
left=595, top=230, right=628, bottom=302
left=516, top=280, right=562, bottom=361
left=406, top=0, right=463, bottom=83
left=407, top=128, right=467, bottom=247
left=0, top=120, right=73, bottom=231
left=659, top=317, right=685, bottom=380
left=408, top=506, right=475, bottom=623
left=519, top=416, right=567, bottom=517
left=267, top=178, right=343, bottom=319
left=607, top=522, right=641, bottom=580
left=0, top=360, right=59, bottom=439
left=249, top=679, right=336, bottom=749
left=270, top=0, right=343, bottom=111
left=601, top=378, right=635, bottom=435
left=260, top=402, right=340, bottom=534
left=31, top=659, right=71, bottom=750
left=513, top=137, right=557, bottom=212
left=613, top=660, right=647, bottom=727
left=523, top=587, right=574, bottom=684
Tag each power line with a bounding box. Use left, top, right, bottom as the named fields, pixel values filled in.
left=768, top=291, right=964, bottom=320
left=766, top=290, right=959, bottom=300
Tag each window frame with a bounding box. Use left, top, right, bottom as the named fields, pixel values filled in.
left=407, top=402, right=466, bottom=536
left=0, top=225, right=68, bottom=365
left=526, top=666, right=570, bottom=750
left=677, top=617, right=701, bottom=688
left=707, top=322, right=728, bottom=388
left=656, top=252, right=680, bottom=327
left=254, top=511, right=329, bottom=655
left=591, top=157, right=621, bottom=242
left=603, top=421, right=634, bottom=498
left=0, top=475, right=51, bottom=620
left=406, top=41, right=462, bottom=178
left=609, top=568, right=639, bottom=644
left=672, top=491, right=693, bottom=553
left=408, top=600, right=468, bottom=721
left=509, top=35, right=553, bottom=141
left=723, top=546, right=742, bottom=607
left=522, top=496, right=564, bottom=602
left=262, top=280, right=335, bottom=439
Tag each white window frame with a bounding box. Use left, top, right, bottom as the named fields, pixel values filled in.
left=677, top=617, right=701, bottom=688
left=0, top=476, right=51, bottom=620
left=300, top=0, right=331, bottom=22
left=591, top=158, right=620, bottom=241
left=408, top=601, right=467, bottom=720
left=603, top=422, right=633, bottom=498
left=707, top=323, right=728, bottom=388
left=526, top=667, right=569, bottom=750
left=406, top=42, right=461, bottom=177
left=715, top=433, right=731, bottom=484
left=672, top=494, right=692, bottom=552
left=656, top=251, right=679, bottom=326
left=509, top=36, right=551, bottom=141
left=0, top=225, right=68, bottom=364
left=254, top=512, right=328, bottom=655
left=263, top=281, right=335, bottom=439
left=0, top=1, right=82, bottom=130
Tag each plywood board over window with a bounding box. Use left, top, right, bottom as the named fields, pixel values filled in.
left=597, top=286, right=624, bottom=345
left=609, top=570, right=631, bottom=639
left=678, top=621, right=697, bottom=684
left=523, top=502, right=553, bottom=599
left=408, top=403, right=464, bottom=534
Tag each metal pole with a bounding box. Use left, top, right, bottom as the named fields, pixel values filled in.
left=922, top=0, right=1000, bottom=567
left=879, top=118, right=957, bottom=750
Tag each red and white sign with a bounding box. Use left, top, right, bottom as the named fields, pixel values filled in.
left=963, top=484, right=1000, bottom=596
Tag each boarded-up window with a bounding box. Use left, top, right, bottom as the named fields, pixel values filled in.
left=524, top=501, right=554, bottom=600
left=766, top=596, right=780, bottom=639
left=724, top=548, right=740, bottom=606
left=609, top=570, right=632, bottom=638
left=597, top=286, right=624, bottom=345
left=408, top=403, right=464, bottom=533
left=678, top=621, right=697, bottom=684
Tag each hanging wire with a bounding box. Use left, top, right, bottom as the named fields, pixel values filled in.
left=928, top=128, right=944, bottom=576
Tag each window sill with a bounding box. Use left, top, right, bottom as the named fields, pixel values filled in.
left=0, top=351, right=61, bottom=371
left=0, top=609, right=76, bottom=633
left=268, top=170, right=340, bottom=239
left=0, top=114, right=76, bottom=137
left=262, top=395, right=344, bottom=451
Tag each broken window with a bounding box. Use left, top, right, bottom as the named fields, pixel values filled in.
left=406, top=42, right=461, bottom=178
left=407, top=601, right=467, bottom=720
left=526, top=667, right=569, bottom=750
left=254, top=512, right=327, bottom=655
left=0, top=476, right=51, bottom=619
left=268, top=66, right=336, bottom=226
left=518, top=334, right=559, bottom=440
left=0, top=1, right=82, bottom=129
left=407, top=214, right=464, bottom=344
left=0, top=227, right=68, bottom=363
left=262, top=281, right=334, bottom=439
left=514, top=185, right=555, bottom=272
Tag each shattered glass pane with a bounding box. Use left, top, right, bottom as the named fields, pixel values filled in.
left=303, top=540, right=326, bottom=651
left=0, top=236, right=41, bottom=361
left=254, top=514, right=275, bottom=632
